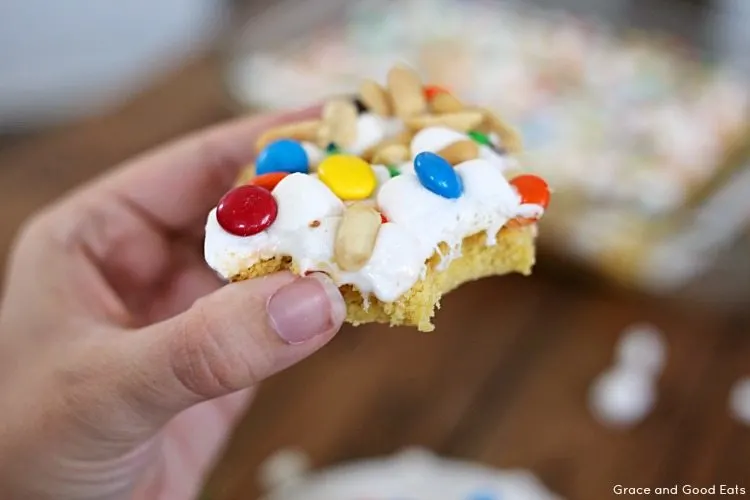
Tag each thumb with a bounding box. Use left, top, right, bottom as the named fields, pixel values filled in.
left=120, top=272, right=346, bottom=417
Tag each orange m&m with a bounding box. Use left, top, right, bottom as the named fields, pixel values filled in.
left=508, top=174, right=550, bottom=227
left=250, top=172, right=289, bottom=191
left=423, top=85, right=450, bottom=100
left=509, top=174, right=550, bottom=210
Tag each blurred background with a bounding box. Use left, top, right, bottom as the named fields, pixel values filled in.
left=1, top=0, right=749, bottom=498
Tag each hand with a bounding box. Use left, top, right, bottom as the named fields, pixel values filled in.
left=0, top=110, right=346, bottom=500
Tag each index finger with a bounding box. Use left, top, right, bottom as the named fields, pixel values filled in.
left=96, top=106, right=320, bottom=233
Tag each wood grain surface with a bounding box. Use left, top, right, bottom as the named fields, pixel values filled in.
left=0, top=57, right=748, bottom=500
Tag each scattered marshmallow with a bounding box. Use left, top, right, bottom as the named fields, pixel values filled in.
left=589, top=322, right=667, bottom=429
left=258, top=448, right=311, bottom=491
left=728, top=376, right=750, bottom=425
left=615, top=322, right=667, bottom=375
left=589, top=366, right=657, bottom=428
left=259, top=447, right=562, bottom=499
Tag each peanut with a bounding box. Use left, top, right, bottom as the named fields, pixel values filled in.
left=255, top=120, right=320, bottom=152
left=478, top=108, right=523, bottom=154
left=359, top=80, right=392, bottom=116
left=318, top=99, right=358, bottom=148
left=372, top=144, right=409, bottom=165
left=361, top=130, right=414, bottom=161
left=436, top=140, right=479, bottom=165
left=430, top=92, right=463, bottom=113
left=387, top=65, right=427, bottom=119
left=334, top=203, right=382, bottom=272
left=405, top=111, right=484, bottom=132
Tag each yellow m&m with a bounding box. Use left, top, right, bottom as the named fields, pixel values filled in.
left=317, top=154, right=377, bottom=200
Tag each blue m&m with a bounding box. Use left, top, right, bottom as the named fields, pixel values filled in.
left=256, top=139, right=309, bottom=175
left=414, top=151, right=463, bottom=199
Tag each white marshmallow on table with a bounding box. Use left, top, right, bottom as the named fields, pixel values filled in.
left=615, top=322, right=667, bottom=376
left=728, top=376, right=750, bottom=426
left=258, top=446, right=562, bottom=499
left=588, top=366, right=657, bottom=429
left=258, top=448, right=312, bottom=491
left=588, top=322, right=668, bottom=429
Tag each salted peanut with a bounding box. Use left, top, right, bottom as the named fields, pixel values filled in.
left=430, top=92, right=463, bottom=113
left=372, top=143, right=410, bottom=165
left=405, top=111, right=484, bottom=132
left=359, top=80, right=392, bottom=116
left=389, top=129, right=415, bottom=145
left=346, top=198, right=377, bottom=209
left=360, top=148, right=376, bottom=163
left=318, top=99, right=358, bottom=148
left=334, top=203, right=382, bottom=272
left=255, top=120, right=320, bottom=151
left=361, top=130, right=414, bottom=161
left=479, top=109, right=523, bottom=154
left=387, top=65, right=427, bottom=119
left=436, top=139, right=479, bottom=165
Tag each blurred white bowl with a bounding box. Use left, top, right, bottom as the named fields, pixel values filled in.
left=0, top=0, right=226, bottom=130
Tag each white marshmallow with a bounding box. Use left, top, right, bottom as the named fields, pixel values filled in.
left=479, top=144, right=509, bottom=170
left=615, top=322, right=667, bottom=375
left=728, top=376, right=750, bottom=425
left=589, top=366, right=656, bottom=428
left=271, top=173, right=344, bottom=231
left=258, top=448, right=311, bottom=491
left=349, top=113, right=388, bottom=155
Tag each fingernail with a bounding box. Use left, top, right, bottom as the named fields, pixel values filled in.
left=267, top=273, right=346, bottom=344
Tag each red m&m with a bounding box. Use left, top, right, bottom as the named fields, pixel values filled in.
left=216, top=185, right=278, bottom=236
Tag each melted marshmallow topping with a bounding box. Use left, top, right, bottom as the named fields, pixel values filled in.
left=411, top=126, right=509, bottom=170
left=205, top=154, right=541, bottom=302
left=349, top=113, right=405, bottom=155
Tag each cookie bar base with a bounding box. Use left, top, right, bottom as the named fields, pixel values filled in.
left=229, top=225, right=536, bottom=332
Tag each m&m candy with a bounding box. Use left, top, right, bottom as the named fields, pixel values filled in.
left=250, top=172, right=288, bottom=191
left=216, top=185, right=278, bottom=236
left=424, top=84, right=449, bottom=100
left=387, top=164, right=401, bottom=178
left=509, top=174, right=550, bottom=209
left=414, top=151, right=464, bottom=199
left=508, top=174, right=550, bottom=227
left=467, top=129, right=492, bottom=147
left=256, top=139, right=309, bottom=175
left=317, top=154, right=377, bottom=200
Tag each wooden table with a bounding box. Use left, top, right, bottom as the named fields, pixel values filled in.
left=1, top=57, right=748, bottom=500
